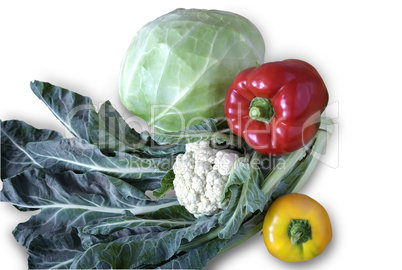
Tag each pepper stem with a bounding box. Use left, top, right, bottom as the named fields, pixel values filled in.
left=287, top=219, right=312, bottom=245
left=249, top=97, right=275, bottom=123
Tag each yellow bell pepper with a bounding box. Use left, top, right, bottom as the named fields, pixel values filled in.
left=263, top=193, right=332, bottom=262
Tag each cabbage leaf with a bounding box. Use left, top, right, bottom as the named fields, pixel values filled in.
left=119, top=8, right=265, bottom=133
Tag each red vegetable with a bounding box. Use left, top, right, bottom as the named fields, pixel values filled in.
left=225, top=59, right=328, bottom=155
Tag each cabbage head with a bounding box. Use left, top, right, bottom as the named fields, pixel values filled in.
left=119, top=8, right=265, bottom=133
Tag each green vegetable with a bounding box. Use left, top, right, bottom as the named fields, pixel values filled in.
left=118, top=8, right=265, bottom=133
left=2, top=133, right=172, bottom=182
left=0, top=81, right=332, bottom=269
left=30, top=81, right=184, bottom=157
left=218, top=155, right=268, bottom=239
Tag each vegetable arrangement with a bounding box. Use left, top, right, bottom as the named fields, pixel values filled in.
left=0, top=8, right=334, bottom=269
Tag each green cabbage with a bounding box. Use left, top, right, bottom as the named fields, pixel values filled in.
left=118, top=8, right=265, bottom=133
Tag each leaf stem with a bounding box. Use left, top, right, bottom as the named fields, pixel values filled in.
left=217, top=219, right=264, bottom=255
left=261, top=145, right=309, bottom=194
left=262, top=117, right=333, bottom=194
left=291, top=126, right=332, bottom=192
left=178, top=227, right=223, bottom=252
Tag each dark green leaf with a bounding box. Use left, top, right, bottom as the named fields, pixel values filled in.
left=2, top=121, right=173, bottom=180
left=93, top=101, right=185, bottom=157
left=71, top=215, right=219, bottom=269
left=27, top=229, right=84, bottom=269
left=218, top=158, right=269, bottom=239
left=0, top=119, right=62, bottom=179
left=13, top=208, right=125, bottom=249
left=153, top=169, right=175, bottom=199
left=31, top=80, right=184, bottom=157
left=1, top=169, right=178, bottom=213
left=0, top=169, right=183, bottom=268
left=156, top=237, right=228, bottom=269
left=25, top=138, right=173, bottom=180
left=150, top=118, right=233, bottom=145
left=72, top=230, right=184, bottom=269
left=79, top=211, right=193, bottom=238
left=30, top=80, right=95, bottom=141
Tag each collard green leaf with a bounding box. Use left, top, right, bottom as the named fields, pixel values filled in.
left=0, top=169, right=177, bottom=214
left=156, top=237, right=228, bottom=269
left=78, top=205, right=197, bottom=244
left=150, top=118, right=233, bottom=145
left=1, top=120, right=173, bottom=181
left=218, top=157, right=269, bottom=239
left=72, top=230, right=184, bottom=269
left=12, top=208, right=124, bottom=249
left=31, top=80, right=184, bottom=157
left=180, top=215, right=220, bottom=242
left=71, top=214, right=219, bottom=269
left=153, top=169, right=175, bottom=199
left=0, top=169, right=220, bottom=269
left=78, top=214, right=192, bottom=238
left=27, top=229, right=85, bottom=269
left=0, top=120, right=62, bottom=179
left=1, top=169, right=180, bottom=269
left=142, top=204, right=195, bottom=221
left=30, top=80, right=95, bottom=141
left=1, top=168, right=179, bottom=249
left=217, top=209, right=266, bottom=258
left=91, top=100, right=185, bottom=157
left=26, top=138, right=173, bottom=180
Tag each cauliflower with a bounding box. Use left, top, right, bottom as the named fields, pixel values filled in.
left=173, top=141, right=240, bottom=218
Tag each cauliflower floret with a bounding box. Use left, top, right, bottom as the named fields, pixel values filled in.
left=214, top=150, right=240, bottom=176
left=194, top=161, right=213, bottom=178
left=205, top=170, right=229, bottom=209
left=185, top=140, right=210, bottom=153
left=173, top=141, right=240, bottom=218
left=194, top=148, right=218, bottom=163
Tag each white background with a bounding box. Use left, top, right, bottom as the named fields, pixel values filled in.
left=0, top=0, right=401, bottom=269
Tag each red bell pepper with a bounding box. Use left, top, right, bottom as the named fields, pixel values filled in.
left=225, top=59, right=328, bottom=155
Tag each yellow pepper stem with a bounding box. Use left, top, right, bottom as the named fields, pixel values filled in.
left=287, top=219, right=312, bottom=245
